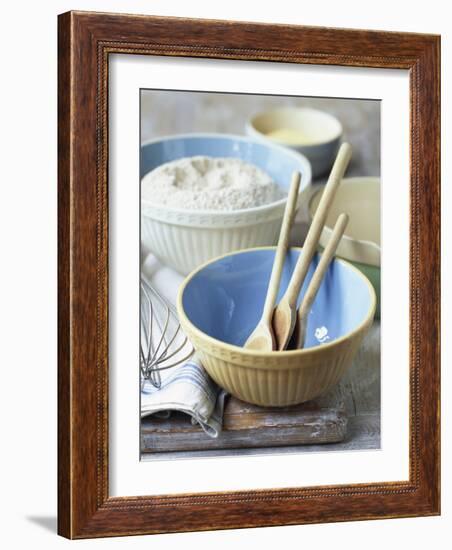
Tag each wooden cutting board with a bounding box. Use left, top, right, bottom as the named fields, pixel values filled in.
left=141, top=395, right=347, bottom=453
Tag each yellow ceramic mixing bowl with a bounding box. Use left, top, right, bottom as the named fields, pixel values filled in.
left=177, top=246, right=376, bottom=407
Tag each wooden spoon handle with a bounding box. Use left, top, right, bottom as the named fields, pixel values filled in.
left=283, top=142, right=352, bottom=307
left=297, top=213, right=349, bottom=347
left=261, top=172, right=301, bottom=323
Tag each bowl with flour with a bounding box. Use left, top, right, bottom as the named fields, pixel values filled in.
left=141, top=134, right=311, bottom=275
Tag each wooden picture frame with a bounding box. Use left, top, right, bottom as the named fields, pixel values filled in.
left=58, top=11, right=440, bottom=538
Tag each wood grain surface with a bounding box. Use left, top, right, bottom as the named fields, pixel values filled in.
left=58, top=11, right=440, bottom=539
left=141, top=398, right=348, bottom=453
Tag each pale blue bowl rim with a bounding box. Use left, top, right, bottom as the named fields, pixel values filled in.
left=177, top=246, right=377, bottom=358
left=141, top=132, right=312, bottom=216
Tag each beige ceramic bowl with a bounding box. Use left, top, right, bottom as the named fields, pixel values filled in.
left=177, top=246, right=376, bottom=407
left=246, top=107, right=343, bottom=178
left=309, top=177, right=381, bottom=316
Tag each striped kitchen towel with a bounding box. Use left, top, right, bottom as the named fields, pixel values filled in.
left=140, top=254, right=227, bottom=437
left=141, top=355, right=228, bottom=438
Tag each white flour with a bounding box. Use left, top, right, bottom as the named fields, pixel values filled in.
left=141, top=156, right=284, bottom=211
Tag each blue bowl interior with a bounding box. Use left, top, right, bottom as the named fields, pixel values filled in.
left=141, top=135, right=309, bottom=192
left=182, top=249, right=373, bottom=349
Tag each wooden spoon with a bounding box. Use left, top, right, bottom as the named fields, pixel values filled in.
left=272, top=142, right=352, bottom=350
left=291, top=213, right=349, bottom=349
left=243, top=171, right=301, bottom=351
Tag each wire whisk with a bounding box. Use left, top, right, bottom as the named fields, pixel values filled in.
left=140, top=277, right=194, bottom=389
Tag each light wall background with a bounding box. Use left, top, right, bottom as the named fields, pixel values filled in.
left=141, top=91, right=380, bottom=178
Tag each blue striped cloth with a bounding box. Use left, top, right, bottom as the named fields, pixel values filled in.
left=141, top=355, right=227, bottom=438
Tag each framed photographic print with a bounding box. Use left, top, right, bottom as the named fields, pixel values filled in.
left=58, top=11, right=440, bottom=538
left=138, top=90, right=381, bottom=458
